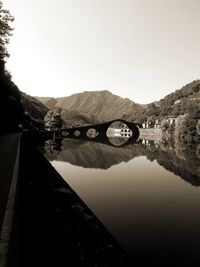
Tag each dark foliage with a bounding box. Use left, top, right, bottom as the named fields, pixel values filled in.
left=0, top=0, right=14, bottom=73
left=0, top=1, right=24, bottom=133
left=0, top=1, right=48, bottom=134
left=142, top=80, right=200, bottom=121
left=0, top=73, right=25, bottom=133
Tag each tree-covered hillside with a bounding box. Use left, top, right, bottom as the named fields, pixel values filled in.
left=0, top=1, right=48, bottom=133
left=144, top=80, right=200, bottom=122
left=0, top=0, right=24, bottom=132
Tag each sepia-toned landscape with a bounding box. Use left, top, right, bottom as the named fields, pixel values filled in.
left=0, top=0, right=200, bottom=266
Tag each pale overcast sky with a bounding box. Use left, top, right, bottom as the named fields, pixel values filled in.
left=3, top=0, right=200, bottom=103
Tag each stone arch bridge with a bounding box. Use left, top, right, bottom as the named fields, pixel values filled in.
left=55, top=119, right=140, bottom=147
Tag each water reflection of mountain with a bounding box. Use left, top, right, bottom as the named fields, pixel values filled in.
left=44, top=139, right=200, bottom=186
left=45, top=139, right=141, bottom=169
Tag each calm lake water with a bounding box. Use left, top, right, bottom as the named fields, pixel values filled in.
left=44, top=138, right=200, bottom=266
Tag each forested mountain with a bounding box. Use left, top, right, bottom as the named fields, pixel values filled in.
left=60, top=111, right=99, bottom=128
left=36, top=90, right=145, bottom=124
left=21, top=93, right=48, bottom=120
left=36, top=97, right=58, bottom=109
left=1, top=73, right=49, bottom=132
left=144, top=80, right=200, bottom=122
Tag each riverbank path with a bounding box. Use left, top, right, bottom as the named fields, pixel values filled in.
left=0, top=133, right=21, bottom=266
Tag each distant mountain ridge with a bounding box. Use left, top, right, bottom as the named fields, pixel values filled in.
left=35, top=80, right=200, bottom=125
left=36, top=90, right=145, bottom=124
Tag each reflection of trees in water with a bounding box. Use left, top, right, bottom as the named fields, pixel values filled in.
left=196, top=145, right=200, bottom=159
left=157, top=147, right=200, bottom=186
left=139, top=140, right=200, bottom=186
left=108, top=137, right=129, bottom=146
left=44, top=139, right=62, bottom=160
left=44, top=138, right=200, bottom=186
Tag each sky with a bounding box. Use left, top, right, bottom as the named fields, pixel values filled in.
left=3, top=0, right=200, bottom=104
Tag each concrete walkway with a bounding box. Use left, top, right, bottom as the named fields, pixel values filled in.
left=0, top=133, right=21, bottom=267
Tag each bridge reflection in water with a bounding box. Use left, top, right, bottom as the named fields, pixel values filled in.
left=56, top=119, right=140, bottom=147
